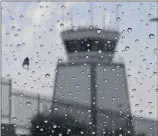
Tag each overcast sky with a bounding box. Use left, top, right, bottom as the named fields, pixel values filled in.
left=2, top=2, right=157, bottom=121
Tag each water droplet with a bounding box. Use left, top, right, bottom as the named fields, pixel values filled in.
left=50, top=29, right=53, bottom=32
left=18, top=72, right=21, bottom=75
left=14, top=34, right=18, bottom=37
left=40, top=128, right=43, bottom=132
left=11, top=26, right=15, bottom=30
left=117, top=4, right=121, bottom=8
left=132, top=89, right=136, bottom=92
left=27, top=118, right=31, bottom=122
left=135, top=39, right=139, bottom=43
left=149, top=112, right=153, bottom=115
left=125, top=46, right=130, bottom=51
left=53, top=124, right=57, bottom=128
left=17, top=44, right=21, bottom=48
left=129, top=61, right=132, bottom=64
left=148, top=14, right=151, bottom=17
left=40, top=44, right=44, bottom=47
left=22, top=57, right=29, bottom=69
left=58, top=59, right=62, bottom=63
left=12, top=117, right=17, bottom=121
left=121, top=12, right=125, bottom=15
left=135, top=104, right=139, bottom=107
left=104, top=79, right=108, bottom=83
left=96, top=29, right=102, bottom=34
left=154, top=48, right=157, bottom=54
left=153, top=72, right=157, bottom=75
left=32, top=71, right=35, bottom=74
left=98, top=50, right=102, bottom=53
left=22, top=43, right=25, bottom=46
left=17, top=29, right=21, bottom=32
left=88, top=10, right=91, bottom=13
left=61, top=5, right=65, bottom=9
left=45, top=74, right=50, bottom=78
left=112, top=97, right=115, bottom=101
left=60, top=23, right=64, bottom=28
left=20, top=15, right=24, bottom=19
left=26, top=102, right=31, bottom=106
left=87, top=44, right=90, bottom=47
left=149, top=34, right=155, bottom=39
left=116, top=17, right=121, bottom=22
left=127, top=28, right=132, bottom=33
left=140, top=3, right=143, bottom=6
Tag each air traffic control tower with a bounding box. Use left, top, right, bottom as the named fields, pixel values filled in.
left=51, top=27, right=134, bottom=135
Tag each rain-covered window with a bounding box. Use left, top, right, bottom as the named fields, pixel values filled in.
left=1, top=2, right=157, bottom=136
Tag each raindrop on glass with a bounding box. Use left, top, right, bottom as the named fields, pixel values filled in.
left=132, top=89, right=136, bottom=92
left=60, top=23, right=64, bottom=28
left=135, top=104, right=139, bottom=107
left=149, top=34, right=155, bottom=39
left=61, top=5, right=65, bottom=9
left=153, top=72, right=157, bottom=75
left=22, top=57, right=29, bottom=69
left=20, top=15, right=24, bottom=19
left=22, top=43, right=25, bottom=46
left=14, top=34, right=18, bottom=37
left=11, top=26, right=15, bottom=30
left=12, top=117, right=17, bottom=121
left=135, top=39, right=139, bottom=43
left=26, top=102, right=31, bottom=106
left=40, top=44, right=44, bottom=48
left=104, top=79, right=108, bottom=83
left=45, top=74, right=50, bottom=78
left=125, top=46, right=130, bottom=51
left=58, top=59, right=62, bottom=63
left=96, top=29, right=102, bottom=34
left=116, top=17, right=121, bottom=22
left=127, top=28, right=132, bottom=33
left=17, top=44, right=21, bottom=48
left=154, top=48, right=157, bottom=54
left=17, top=29, right=21, bottom=32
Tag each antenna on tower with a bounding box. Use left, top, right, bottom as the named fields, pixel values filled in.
left=90, top=2, right=93, bottom=26
left=61, top=4, right=65, bottom=29
left=102, top=8, right=106, bottom=29
left=116, top=4, right=120, bottom=31
left=70, top=7, right=74, bottom=29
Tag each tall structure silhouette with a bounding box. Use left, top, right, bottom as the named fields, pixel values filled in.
left=51, top=26, right=134, bottom=135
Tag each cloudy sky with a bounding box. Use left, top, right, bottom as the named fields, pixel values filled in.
left=2, top=2, right=157, bottom=120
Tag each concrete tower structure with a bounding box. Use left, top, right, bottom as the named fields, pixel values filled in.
left=51, top=27, right=133, bottom=135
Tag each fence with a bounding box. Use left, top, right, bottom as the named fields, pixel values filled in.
left=1, top=78, right=52, bottom=131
